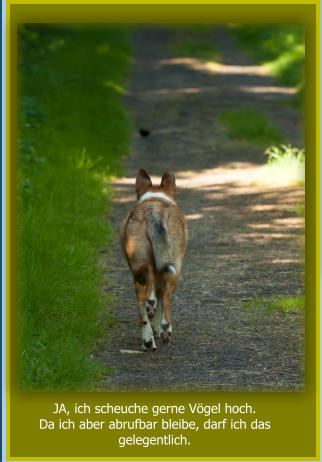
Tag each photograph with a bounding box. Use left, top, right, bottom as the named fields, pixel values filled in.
left=17, top=22, right=305, bottom=392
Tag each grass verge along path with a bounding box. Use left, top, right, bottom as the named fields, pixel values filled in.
left=18, top=25, right=131, bottom=390
left=231, top=24, right=305, bottom=106
left=218, top=108, right=284, bottom=145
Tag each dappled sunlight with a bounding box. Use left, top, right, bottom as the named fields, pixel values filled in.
left=238, top=85, right=296, bottom=95
left=134, top=86, right=218, bottom=97
left=204, top=192, right=227, bottom=201
left=202, top=205, right=226, bottom=212
left=234, top=232, right=294, bottom=243
left=253, top=169, right=304, bottom=187
left=156, top=57, right=268, bottom=76
left=110, top=179, right=136, bottom=203
left=246, top=204, right=289, bottom=212
left=101, top=25, right=305, bottom=392
left=248, top=215, right=304, bottom=231
left=129, top=51, right=297, bottom=102
left=108, top=23, right=304, bottom=314
left=175, top=164, right=261, bottom=189
left=112, top=165, right=304, bottom=212
left=273, top=216, right=304, bottom=227
left=133, top=84, right=295, bottom=99
left=113, top=185, right=134, bottom=192
left=175, top=164, right=304, bottom=190
left=116, top=195, right=136, bottom=204
left=111, top=167, right=305, bottom=264
left=185, top=213, right=204, bottom=221
left=248, top=223, right=274, bottom=229
left=271, top=258, right=303, bottom=264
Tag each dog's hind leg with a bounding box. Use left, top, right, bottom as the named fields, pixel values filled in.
left=151, top=300, right=162, bottom=338
left=145, top=265, right=157, bottom=320
left=160, top=292, right=172, bottom=344
left=160, top=272, right=178, bottom=344
left=135, top=281, right=156, bottom=351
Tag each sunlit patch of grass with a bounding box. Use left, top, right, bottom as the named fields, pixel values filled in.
left=18, top=24, right=131, bottom=390
left=257, top=144, right=305, bottom=186
left=218, top=108, right=283, bottom=145
left=242, top=296, right=304, bottom=317
left=103, top=80, right=126, bottom=93
left=172, top=39, right=220, bottom=61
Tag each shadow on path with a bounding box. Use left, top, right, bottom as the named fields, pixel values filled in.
left=96, top=25, right=304, bottom=391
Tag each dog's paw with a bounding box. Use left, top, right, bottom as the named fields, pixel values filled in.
left=141, top=324, right=157, bottom=351
left=142, top=340, right=157, bottom=351
left=151, top=324, right=161, bottom=338
left=161, top=323, right=172, bottom=344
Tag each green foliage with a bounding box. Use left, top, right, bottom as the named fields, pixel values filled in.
left=218, top=108, right=283, bottom=145
left=262, top=144, right=305, bottom=185
left=242, top=296, right=304, bottom=317
left=265, top=144, right=304, bottom=163
left=18, top=24, right=131, bottom=390
left=172, top=39, right=220, bottom=60
left=231, top=24, right=305, bottom=105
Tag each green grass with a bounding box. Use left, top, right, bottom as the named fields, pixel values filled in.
left=231, top=24, right=305, bottom=106
left=259, top=144, right=305, bottom=186
left=242, top=296, right=304, bottom=317
left=218, top=108, right=283, bottom=145
left=172, top=39, right=220, bottom=60
left=18, top=24, right=131, bottom=390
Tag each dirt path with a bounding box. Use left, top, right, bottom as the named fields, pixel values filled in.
left=97, top=26, right=304, bottom=391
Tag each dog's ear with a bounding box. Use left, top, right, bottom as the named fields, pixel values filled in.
left=160, top=170, right=176, bottom=197
left=136, top=169, right=152, bottom=199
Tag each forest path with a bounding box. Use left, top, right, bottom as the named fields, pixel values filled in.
left=97, top=25, right=304, bottom=391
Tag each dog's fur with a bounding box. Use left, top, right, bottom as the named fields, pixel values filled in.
left=120, top=169, right=187, bottom=350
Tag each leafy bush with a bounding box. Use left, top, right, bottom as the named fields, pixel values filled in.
left=231, top=24, right=305, bottom=106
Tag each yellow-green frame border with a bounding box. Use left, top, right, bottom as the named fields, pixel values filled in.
left=5, top=1, right=320, bottom=461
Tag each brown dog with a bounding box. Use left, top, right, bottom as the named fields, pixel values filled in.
left=120, top=169, right=187, bottom=351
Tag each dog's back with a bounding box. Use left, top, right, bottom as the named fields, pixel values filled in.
left=121, top=198, right=186, bottom=279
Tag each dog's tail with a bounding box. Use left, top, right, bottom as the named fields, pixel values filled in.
left=147, top=212, right=177, bottom=275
